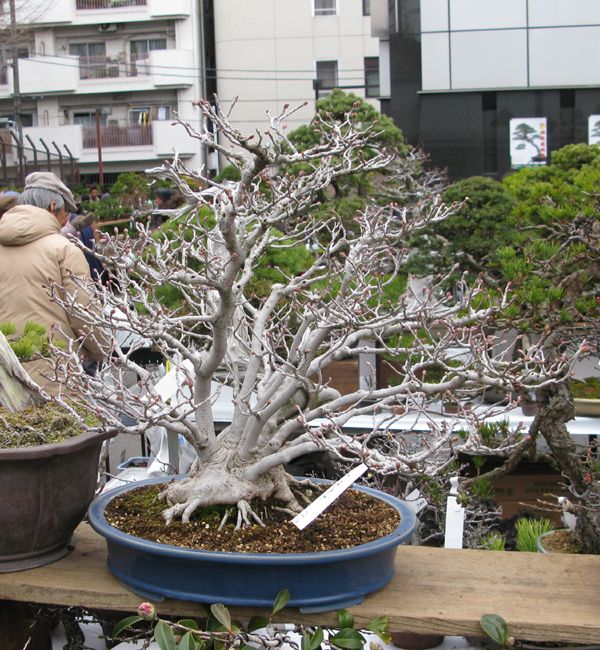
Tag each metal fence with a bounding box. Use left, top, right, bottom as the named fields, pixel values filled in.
left=0, top=131, right=78, bottom=187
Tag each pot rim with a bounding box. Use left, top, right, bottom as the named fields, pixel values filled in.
left=0, top=428, right=116, bottom=460
left=89, top=475, right=416, bottom=564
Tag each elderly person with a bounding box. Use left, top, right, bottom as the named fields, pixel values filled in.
left=0, top=172, right=105, bottom=395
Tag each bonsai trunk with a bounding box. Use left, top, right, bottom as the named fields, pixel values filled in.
left=0, top=331, right=43, bottom=411
left=535, top=381, right=600, bottom=554
left=159, top=442, right=303, bottom=525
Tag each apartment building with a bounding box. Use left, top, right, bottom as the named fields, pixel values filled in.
left=0, top=0, right=214, bottom=183
left=371, top=0, right=600, bottom=178
left=213, top=0, right=380, bottom=136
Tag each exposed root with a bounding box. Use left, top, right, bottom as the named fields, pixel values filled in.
left=287, top=474, right=321, bottom=506
left=236, top=499, right=266, bottom=529
left=218, top=508, right=232, bottom=531
left=273, top=505, right=300, bottom=516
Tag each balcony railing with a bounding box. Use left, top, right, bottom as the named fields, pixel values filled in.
left=76, top=0, right=146, bottom=9
left=78, top=55, right=146, bottom=80
left=82, top=124, right=153, bottom=149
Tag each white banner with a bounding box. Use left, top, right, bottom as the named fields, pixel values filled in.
left=510, top=117, right=547, bottom=168
left=588, top=115, right=600, bottom=145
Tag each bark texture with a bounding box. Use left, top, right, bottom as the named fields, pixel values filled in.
left=535, top=381, right=600, bottom=554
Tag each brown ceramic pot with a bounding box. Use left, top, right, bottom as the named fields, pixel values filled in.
left=0, top=429, right=115, bottom=572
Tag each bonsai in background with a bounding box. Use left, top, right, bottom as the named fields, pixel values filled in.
left=415, top=143, right=600, bottom=552
left=29, top=99, right=575, bottom=529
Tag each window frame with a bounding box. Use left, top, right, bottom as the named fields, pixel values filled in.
left=313, top=0, right=337, bottom=17
left=364, top=56, right=380, bottom=98
left=316, top=59, right=338, bottom=91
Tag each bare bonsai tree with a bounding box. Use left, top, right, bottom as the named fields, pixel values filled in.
left=1, top=99, right=577, bottom=527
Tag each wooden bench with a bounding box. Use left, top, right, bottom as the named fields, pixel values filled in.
left=1, top=523, right=599, bottom=647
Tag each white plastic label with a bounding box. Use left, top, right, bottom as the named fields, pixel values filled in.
left=405, top=488, right=428, bottom=514
left=291, top=463, right=369, bottom=530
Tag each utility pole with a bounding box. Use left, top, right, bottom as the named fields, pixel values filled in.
left=95, top=109, right=103, bottom=186
left=9, top=0, right=24, bottom=184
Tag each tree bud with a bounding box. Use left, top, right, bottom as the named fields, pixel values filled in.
left=137, top=602, right=156, bottom=621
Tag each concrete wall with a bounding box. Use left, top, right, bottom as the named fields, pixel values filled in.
left=214, top=0, right=379, bottom=136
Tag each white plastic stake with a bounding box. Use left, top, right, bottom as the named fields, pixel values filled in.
left=444, top=476, right=465, bottom=549
left=291, top=463, right=369, bottom=530
left=153, top=359, right=194, bottom=403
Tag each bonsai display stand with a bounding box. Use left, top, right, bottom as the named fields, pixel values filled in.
left=0, top=523, right=599, bottom=647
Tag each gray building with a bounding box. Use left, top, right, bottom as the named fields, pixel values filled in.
left=371, top=0, right=600, bottom=178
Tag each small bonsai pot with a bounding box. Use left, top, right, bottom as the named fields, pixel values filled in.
left=0, top=429, right=115, bottom=572
left=537, top=528, right=582, bottom=554
left=521, top=400, right=538, bottom=416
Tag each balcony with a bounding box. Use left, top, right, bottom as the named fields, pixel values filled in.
left=19, top=56, right=79, bottom=94
left=23, top=119, right=198, bottom=167
left=77, top=55, right=139, bottom=80
left=76, top=0, right=146, bottom=8
left=82, top=124, right=153, bottom=149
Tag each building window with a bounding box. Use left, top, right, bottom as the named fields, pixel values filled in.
left=69, top=42, right=107, bottom=79
left=130, top=38, right=167, bottom=62
left=313, top=0, right=336, bottom=16
left=362, top=0, right=370, bottom=16
left=316, top=60, right=338, bottom=90
left=364, top=57, right=379, bottom=97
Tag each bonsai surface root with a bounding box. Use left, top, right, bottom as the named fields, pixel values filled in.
left=105, top=484, right=400, bottom=553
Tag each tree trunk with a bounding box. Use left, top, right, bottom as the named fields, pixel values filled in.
left=0, top=331, right=42, bottom=412
left=535, top=381, right=600, bottom=554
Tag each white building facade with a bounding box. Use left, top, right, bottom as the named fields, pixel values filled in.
left=213, top=0, right=380, bottom=136
left=0, top=0, right=211, bottom=183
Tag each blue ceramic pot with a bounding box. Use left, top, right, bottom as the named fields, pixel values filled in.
left=88, top=475, right=416, bottom=612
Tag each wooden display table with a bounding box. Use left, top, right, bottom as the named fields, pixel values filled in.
left=0, top=523, right=599, bottom=645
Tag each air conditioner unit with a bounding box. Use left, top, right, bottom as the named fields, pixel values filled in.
left=98, top=24, right=118, bottom=33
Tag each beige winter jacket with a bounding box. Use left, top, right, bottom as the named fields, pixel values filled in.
left=0, top=204, right=105, bottom=395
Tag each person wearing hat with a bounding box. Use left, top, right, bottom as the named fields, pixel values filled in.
left=0, top=172, right=106, bottom=395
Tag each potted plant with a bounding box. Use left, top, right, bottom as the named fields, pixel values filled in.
left=571, top=376, right=600, bottom=417
left=36, top=98, right=575, bottom=605
left=0, top=324, right=115, bottom=572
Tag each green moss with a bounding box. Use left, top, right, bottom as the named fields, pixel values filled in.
left=571, top=377, right=600, bottom=399
left=0, top=402, right=86, bottom=449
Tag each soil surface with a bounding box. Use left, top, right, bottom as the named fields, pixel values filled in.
left=0, top=402, right=84, bottom=448
left=540, top=529, right=582, bottom=554
left=105, top=483, right=401, bottom=553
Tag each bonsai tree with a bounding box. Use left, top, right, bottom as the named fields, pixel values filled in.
left=496, top=145, right=600, bottom=552
left=1, top=100, right=576, bottom=528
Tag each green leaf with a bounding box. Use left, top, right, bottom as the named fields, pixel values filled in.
left=248, top=616, right=269, bottom=632
left=178, top=631, right=199, bottom=650
left=330, top=628, right=365, bottom=649
left=272, top=588, right=291, bottom=615
left=210, top=603, right=232, bottom=631
left=112, top=615, right=143, bottom=638
left=309, top=628, right=325, bottom=650
left=177, top=619, right=200, bottom=631
left=480, top=614, right=510, bottom=646
left=154, top=620, right=177, bottom=650
left=365, top=616, right=390, bottom=643
left=337, top=609, right=355, bottom=629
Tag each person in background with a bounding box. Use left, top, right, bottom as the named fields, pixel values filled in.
left=61, top=210, right=106, bottom=284
left=0, top=172, right=105, bottom=394
left=0, top=190, right=18, bottom=220
left=89, top=186, right=100, bottom=202
left=150, top=188, right=184, bottom=229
